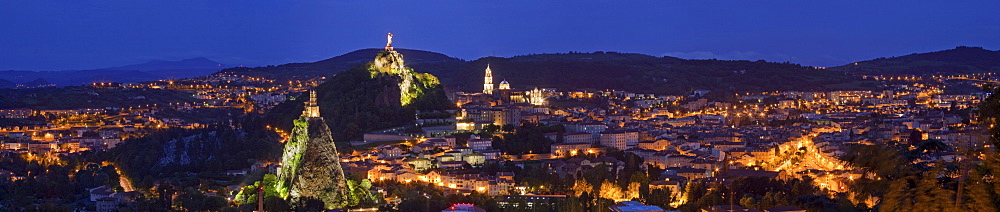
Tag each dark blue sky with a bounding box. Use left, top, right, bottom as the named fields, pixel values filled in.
left=2, top=1, right=998, bottom=70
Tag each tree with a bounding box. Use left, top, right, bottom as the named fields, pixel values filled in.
left=795, top=195, right=840, bottom=212
left=960, top=165, right=996, bottom=211
left=646, top=188, right=674, bottom=208
left=483, top=124, right=500, bottom=134
left=592, top=198, right=615, bottom=212
left=739, top=195, right=759, bottom=210
left=758, top=191, right=789, bottom=209
left=625, top=182, right=642, bottom=201
left=683, top=181, right=707, bottom=206
left=558, top=196, right=585, bottom=212
left=912, top=139, right=949, bottom=160
left=234, top=174, right=279, bottom=206
left=571, top=179, right=593, bottom=197
left=908, top=129, right=923, bottom=146
left=911, top=165, right=956, bottom=211
left=177, top=189, right=208, bottom=211
left=202, top=196, right=228, bottom=211
left=598, top=180, right=624, bottom=201
left=263, top=196, right=291, bottom=211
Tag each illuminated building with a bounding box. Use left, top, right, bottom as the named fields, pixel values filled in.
left=550, top=143, right=592, bottom=157
left=0, top=109, right=31, bottom=119
left=498, top=80, right=510, bottom=90
left=483, top=64, right=494, bottom=95
left=301, top=90, right=320, bottom=118
left=528, top=87, right=545, bottom=106
left=599, top=130, right=639, bottom=150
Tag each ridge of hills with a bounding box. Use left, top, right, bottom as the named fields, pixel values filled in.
left=417, top=52, right=874, bottom=96
left=218, top=50, right=881, bottom=96
left=103, top=57, right=222, bottom=71
left=830, top=46, right=1000, bottom=75
left=217, top=48, right=463, bottom=80
left=218, top=46, right=1000, bottom=96
left=0, top=57, right=228, bottom=87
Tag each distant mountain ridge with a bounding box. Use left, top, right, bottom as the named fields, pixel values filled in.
left=103, top=57, right=222, bottom=71
left=830, top=46, right=1000, bottom=75
left=0, top=79, right=14, bottom=88
left=0, top=57, right=228, bottom=88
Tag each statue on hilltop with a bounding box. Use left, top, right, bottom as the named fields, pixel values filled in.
left=386, top=33, right=393, bottom=51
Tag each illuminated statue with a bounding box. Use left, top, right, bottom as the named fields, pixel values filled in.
left=386, top=33, right=393, bottom=50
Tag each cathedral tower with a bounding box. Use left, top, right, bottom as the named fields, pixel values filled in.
left=483, top=64, right=494, bottom=95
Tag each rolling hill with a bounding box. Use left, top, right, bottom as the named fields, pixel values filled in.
left=218, top=50, right=878, bottom=96
left=216, top=48, right=463, bottom=80
left=263, top=49, right=454, bottom=144
left=414, top=52, right=876, bottom=96
left=830, top=46, right=1000, bottom=75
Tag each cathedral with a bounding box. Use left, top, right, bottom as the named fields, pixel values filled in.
left=471, top=64, right=546, bottom=106
left=453, top=65, right=551, bottom=130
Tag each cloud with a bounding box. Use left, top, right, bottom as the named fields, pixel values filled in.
left=661, top=51, right=715, bottom=59
left=664, top=50, right=789, bottom=61
left=662, top=51, right=855, bottom=67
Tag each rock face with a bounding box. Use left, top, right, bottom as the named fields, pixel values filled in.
left=265, top=48, right=454, bottom=209
left=373, top=75, right=403, bottom=108
left=372, top=50, right=440, bottom=106
left=373, top=50, right=408, bottom=75
left=276, top=117, right=348, bottom=209
left=261, top=48, right=453, bottom=146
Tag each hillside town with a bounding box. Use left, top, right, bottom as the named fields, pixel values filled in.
left=3, top=36, right=1000, bottom=212
left=3, top=51, right=998, bottom=211
left=334, top=65, right=996, bottom=211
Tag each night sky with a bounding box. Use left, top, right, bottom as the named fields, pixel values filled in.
left=1, top=1, right=998, bottom=70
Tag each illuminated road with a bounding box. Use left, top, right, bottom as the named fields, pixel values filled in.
left=120, top=175, right=135, bottom=192
left=103, top=162, right=135, bottom=192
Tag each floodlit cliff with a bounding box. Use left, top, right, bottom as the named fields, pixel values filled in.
left=276, top=117, right=349, bottom=209
left=372, top=50, right=442, bottom=106
left=263, top=50, right=453, bottom=143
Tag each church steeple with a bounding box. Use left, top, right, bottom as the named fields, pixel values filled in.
left=302, top=90, right=320, bottom=118
left=483, top=64, right=494, bottom=95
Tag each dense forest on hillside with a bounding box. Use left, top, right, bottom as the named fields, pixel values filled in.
left=416, top=52, right=878, bottom=95
left=216, top=50, right=879, bottom=96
